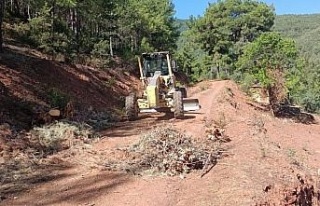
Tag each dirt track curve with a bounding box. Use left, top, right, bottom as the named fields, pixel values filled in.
left=2, top=80, right=320, bottom=206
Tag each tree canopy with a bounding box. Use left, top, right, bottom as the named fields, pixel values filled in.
left=196, top=0, right=275, bottom=68
left=176, top=1, right=320, bottom=113
left=237, top=32, right=298, bottom=86
left=0, top=0, right=179, bottom=59
left=236, top=32, right=298, bottom=108
left=176, top=0, right=275, bottom=80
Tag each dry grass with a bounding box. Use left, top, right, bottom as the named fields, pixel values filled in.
left=213, top=112, right=228, bottom=131
left=29, top=121, right=94, bottom=155
left=75, top=110, right=117, bottom=131
left=204, top=113, right=231, bottom=143
left=0, top=121, right=95, bottom=200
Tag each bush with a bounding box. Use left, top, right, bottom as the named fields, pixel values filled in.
left=239, top=73, right=256, bottom=94
left=48, top=88, right=70, bottom=109
left=10, top=23, right=38, bottom=47
left=91, top=40, right=110, bottom=57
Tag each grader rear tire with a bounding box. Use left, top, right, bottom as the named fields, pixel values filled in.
left=173, top=91, right=184, bottom=119
left=125, top=93, right=138, bottom=121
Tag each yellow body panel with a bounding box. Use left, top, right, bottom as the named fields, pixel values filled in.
left=146, top=85, right=158, bottom=108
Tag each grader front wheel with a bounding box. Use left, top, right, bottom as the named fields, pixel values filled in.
left=173, top=91, right=184, bottom=119
left=125, top=93, right=138, bottom=121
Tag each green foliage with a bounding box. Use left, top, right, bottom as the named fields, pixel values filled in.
left=48, top=88, right=70, bottom=109
left=91, top=40, right=110, bottom=58
left=10, top=22, right=37, bottom=46
left=273, top=14, right=320, bottom=60
left=140, top=37, right=154, bottom=53
left=236, top=32, right=299, bottom=108
left=176, top=23, right=212, bottom=82
left=196, top=0, right=275, bottom=70
left=237, top=32, right=298, bottom=87
left=238, top=73, right=256, bottom=93
left=3, top=0, right=179, bottom=61
left=287, top=60, right=320, bottom=113
left=273, top=14, right=320, bottom=113
left=176, top=0, right=275, bottom=82
left=116, top=0, right=179, bottom=53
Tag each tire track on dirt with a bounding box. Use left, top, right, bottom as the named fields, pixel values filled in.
left=174, top=80, right=226, bottom=138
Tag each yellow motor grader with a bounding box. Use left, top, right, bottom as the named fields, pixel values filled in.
left=125, top=51, right=200, bottom=120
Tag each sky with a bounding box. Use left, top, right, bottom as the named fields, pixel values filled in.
left=173, top=0, right=320, bottom=19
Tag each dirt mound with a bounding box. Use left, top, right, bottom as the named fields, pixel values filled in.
left=259, top=174, right=320, bottom=205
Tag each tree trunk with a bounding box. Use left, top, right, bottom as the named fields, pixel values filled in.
left=109, top=36, right=113, bottom=56
left=27, top=1, right=30, bottom=20
left=13, top=0, right=20, bottom=16
left=0, top=0, right=4, bottom=53
left=51, top=0, right=56, bottom=58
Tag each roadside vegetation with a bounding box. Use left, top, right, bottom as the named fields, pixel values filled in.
left=176, top=1, right=320, bottom=114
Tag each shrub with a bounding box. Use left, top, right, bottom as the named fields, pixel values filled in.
left=47, top=88, right=70, bottom=109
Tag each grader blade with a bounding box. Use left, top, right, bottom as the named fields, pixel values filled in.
left=139, top=108, right=158, bottom=113
left=183, top=98, right=200, bottom=111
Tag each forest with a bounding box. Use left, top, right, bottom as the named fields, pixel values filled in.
left=0, top=0, right=319, bottom=113
left=273, top=14, right=320, bottom=64
left=176, top=5, right=320, bottom=113
left=0, top=0, right=179, bottom=61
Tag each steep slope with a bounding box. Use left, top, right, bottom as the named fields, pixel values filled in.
left=0, top=44, right=140, bottom=130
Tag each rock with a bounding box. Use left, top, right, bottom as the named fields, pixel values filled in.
left=49, top=109, right=61, bottom=117
left=0, top=123, right=12, bottom=136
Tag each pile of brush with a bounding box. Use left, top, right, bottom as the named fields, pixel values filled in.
left=106, top=126, right=224, bottom=176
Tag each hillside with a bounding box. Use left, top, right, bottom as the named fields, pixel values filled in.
left=178, top=14, right=320, bottom=63
left=273, top=14, right=320, bottom=62
left=0, top=44, right=140, bottom=130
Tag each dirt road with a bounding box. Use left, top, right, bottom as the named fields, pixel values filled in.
left=2, top=80, right=320, bottom=206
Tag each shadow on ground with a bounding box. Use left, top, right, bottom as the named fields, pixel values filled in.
left=0, top=163, right=71, bottom=202
left=247, top=101, right=317, bottom=125
left=0, top=161, right=129, bottom=206
left=101, top=112, right=196, bottom=138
